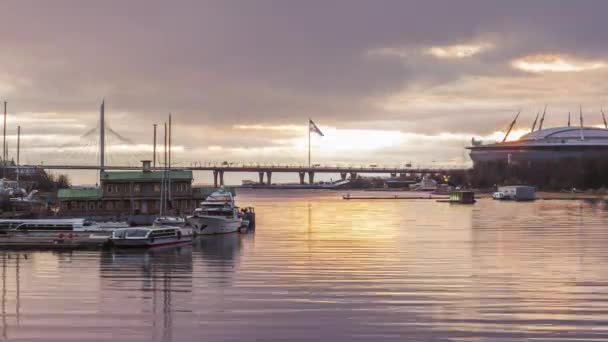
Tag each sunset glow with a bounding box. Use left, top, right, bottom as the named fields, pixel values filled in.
left=512, top=54, right=606, bottom=73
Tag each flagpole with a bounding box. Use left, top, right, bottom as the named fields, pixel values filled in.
left=308, top=118, right=311, bottom=167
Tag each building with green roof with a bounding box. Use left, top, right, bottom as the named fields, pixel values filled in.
left=58, top=167, right=199, bottom=217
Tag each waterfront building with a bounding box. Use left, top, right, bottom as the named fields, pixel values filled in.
left=57, top=169, right=217, bottom=219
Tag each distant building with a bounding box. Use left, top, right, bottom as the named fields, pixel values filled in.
left=57, top=169, right=220, bottom=218
left=468, top=126, right=608, bottom=164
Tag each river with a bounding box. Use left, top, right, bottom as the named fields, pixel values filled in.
left=1, top=189, right=608, bottom=341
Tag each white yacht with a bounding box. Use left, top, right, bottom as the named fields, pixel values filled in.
left=187, top=188, right=242, bottom=235
left=110, top=226, right=193, bottom=248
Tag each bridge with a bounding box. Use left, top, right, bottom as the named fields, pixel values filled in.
left=16, top=163, right=467, bottom=187
left=3, top=100, right=468, bottom=187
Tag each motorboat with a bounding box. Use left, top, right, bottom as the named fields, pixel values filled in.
left=187, top=188, right=243, bottom=235
left=110, top=226, right=193, bottom=248
left=153, top=216, right=187, bottom=227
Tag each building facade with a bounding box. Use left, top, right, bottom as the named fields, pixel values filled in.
left=57, top=169, right=216, bottom=218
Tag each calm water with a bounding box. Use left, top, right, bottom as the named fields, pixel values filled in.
left=2, top=190, right=608, bottom=341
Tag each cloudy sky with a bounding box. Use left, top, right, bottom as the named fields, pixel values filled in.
left=1, top=0, right=608, bottom=183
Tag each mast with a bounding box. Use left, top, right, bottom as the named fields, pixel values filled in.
left=99, top=100, right=105, bottom=177
left=502, top=110, right=521, bottom=143
left=580, top=105, right=585, bottom=140
left=308, top=118, right=311, bottom=167
left=16, top=126, right=20, bottom=187
left=602, top=108, right=608, bottom=129
left=168, top=114, right=172, bottom=206
left=162, top=122, right=167, bottom=215
left=530, top=112, right=539, bottom=132
left=153, top=124, right=157, bottom=168
left=2, top=101, right=6, bottom=177
left=168, top=114, right=172, bottom=169
left=537, top=105, right=547, bottom=131
left=568, top=112, right=571, bottom=127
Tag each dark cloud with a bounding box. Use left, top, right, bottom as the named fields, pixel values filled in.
left=1, top=0, right=608, bottom=182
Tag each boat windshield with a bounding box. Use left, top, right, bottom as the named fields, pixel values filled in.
left=114, top=229, right=150, bottom=238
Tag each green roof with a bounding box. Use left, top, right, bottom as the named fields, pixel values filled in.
left=58, top=188, right=102, bottom=200
left=101, top=170, right=193, bottom=182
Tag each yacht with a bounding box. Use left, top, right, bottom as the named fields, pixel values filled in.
left=187, top=188, right=243, bottom=235
left=110, top=226, right=193, bottom=247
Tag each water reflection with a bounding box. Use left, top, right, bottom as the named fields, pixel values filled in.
left=3, top=192, right=608, bottom=340
left=99, top=246, right=193, bottom=342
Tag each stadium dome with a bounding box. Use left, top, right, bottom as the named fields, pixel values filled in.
left=520, top=127, right=608, bottom=141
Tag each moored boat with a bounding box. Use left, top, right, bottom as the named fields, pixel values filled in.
left=110, top=226, right=193, bottom=248
left=0, top=218, right=126, bottom=248
left=187, top=188, right=243, bottom=235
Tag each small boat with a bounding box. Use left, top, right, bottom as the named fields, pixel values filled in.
left=153, top=216, right=187, bottom=227
left=187, top=188, right=243, bottom=235
left=110, top=226, right=193, bottom=248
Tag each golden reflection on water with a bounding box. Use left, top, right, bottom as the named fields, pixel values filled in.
left=1, top=190, right=608, bottom=341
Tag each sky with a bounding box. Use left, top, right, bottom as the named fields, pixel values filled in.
left=2, top=0, right=608, bottom=184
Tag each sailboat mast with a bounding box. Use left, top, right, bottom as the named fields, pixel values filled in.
left=602, top=108, right=607, bottom=129
left=16, top=126, right=20, bottom=187
left=153, top=124, right=157, bottom=168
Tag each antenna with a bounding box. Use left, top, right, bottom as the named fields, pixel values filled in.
left=502, top=110, right=521, bottom=143
left=537, top=105, right=547, bottom=131
left=567, top=112, right=571, bottom=127
left=530, top=112, right=539, bottom=132
left=602, top=108, right=607, bottom=129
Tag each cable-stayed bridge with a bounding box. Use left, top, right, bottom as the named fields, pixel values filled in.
left=10, top=101, right=467, bottom=186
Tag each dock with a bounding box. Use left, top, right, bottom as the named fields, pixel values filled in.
left=343, top=194, right=449, bottom=200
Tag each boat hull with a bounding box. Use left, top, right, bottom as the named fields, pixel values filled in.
left=188, top=216, right=242, bottom=235
left=110, top=235, right=192, bottom=248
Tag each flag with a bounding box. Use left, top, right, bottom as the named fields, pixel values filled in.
left=309, top=119, right=324, bottom=136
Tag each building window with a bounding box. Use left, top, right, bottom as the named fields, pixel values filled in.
left=133, top=201, right=140, bottom=210
left=134, top=184, right=141, bottom=193
left=106, top=184, right=113, bottom=193
left=88, top=202, right=95, bottom=210
left=106, top=201, right=114, bottom=210
left=154, top=184, right=161, bottom=192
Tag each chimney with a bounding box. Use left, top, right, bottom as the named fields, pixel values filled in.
left=141, top=160, right=152, bottom=172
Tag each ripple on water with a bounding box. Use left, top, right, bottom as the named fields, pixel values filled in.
left=1, top=191, right=608, bottom=341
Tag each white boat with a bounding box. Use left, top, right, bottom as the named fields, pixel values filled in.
left=153, top=216, right=187, bottom=227
left=187, top=188, right=242, bottom=235
left=0, top=218, right=125, bottom=246
left=110, top=226, right=193, bottom=248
